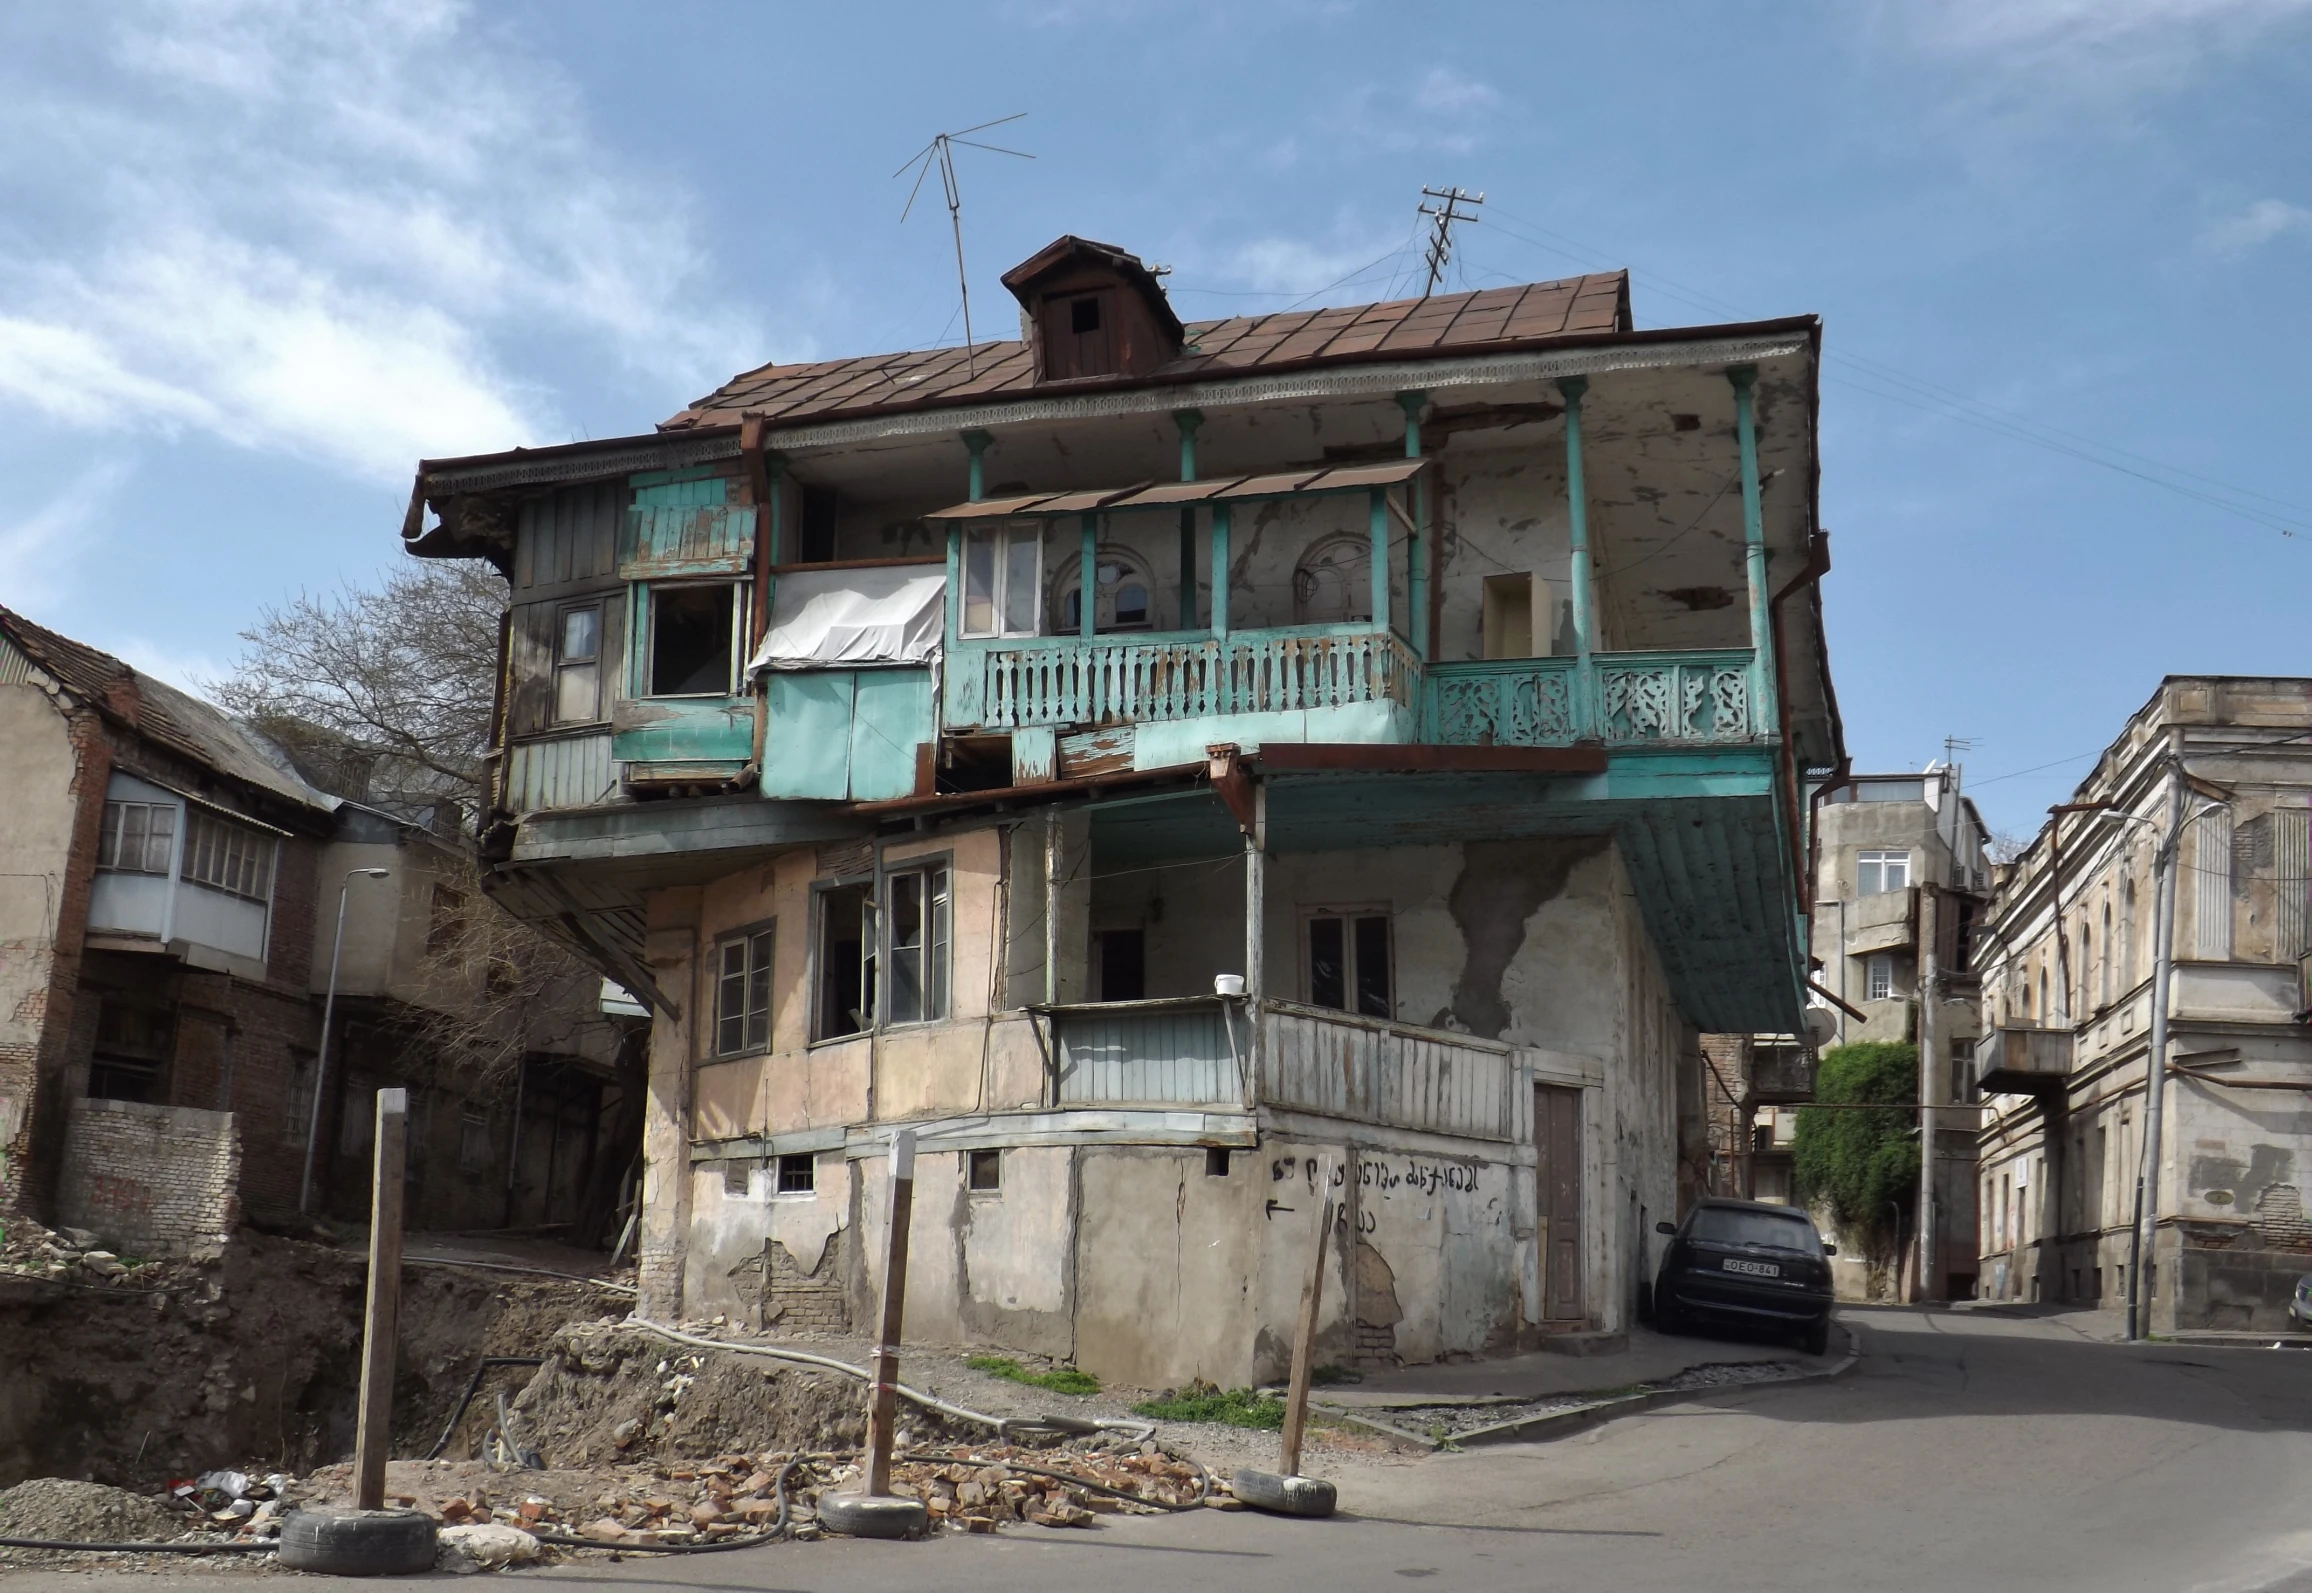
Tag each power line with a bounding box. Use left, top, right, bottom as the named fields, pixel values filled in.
left=1416, top=186, right=1484, bottom=299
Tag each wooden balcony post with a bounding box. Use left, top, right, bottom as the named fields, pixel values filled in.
left=1211, top=502, right=1232, bottom=639
left=1557, top=376, right=1595, bottom=731
left=1175, top=409, right=1203, bottom=631
left=1367, top=488, right=1389, bottom=637
left=1397, top=391, right=1428, bottom=660
left=962, top=428, right=992, bottom=503
left=1080, top=513, right=1099, bottom=642
left=1727, top=366, right=1777, bottom=729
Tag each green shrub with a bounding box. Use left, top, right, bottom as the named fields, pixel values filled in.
left=1792, top=1040, right=1919, bottom=1265
left=1130, top=1381, right=1287, bottom=1430
left=963, top=1355, right=1101, bottom=1397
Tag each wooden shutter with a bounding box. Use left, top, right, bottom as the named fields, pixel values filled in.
left=506, top=600, right=558, bottom=738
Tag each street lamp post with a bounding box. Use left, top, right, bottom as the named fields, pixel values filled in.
left=300, top=867, right=391, bottom=1216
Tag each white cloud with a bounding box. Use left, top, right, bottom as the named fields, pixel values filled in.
left=0, top=464, right=130, bottom=614
left=0, top=1, right=753, bottom=484
left=1905, top=0, right=2312, bottom=78
left=2201, top=198, right=2312, bottom=254
left=1413, top=67, right=1501, bottom=116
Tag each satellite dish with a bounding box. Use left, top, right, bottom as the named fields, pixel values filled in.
left=1802, top=1006, right=1840, bottom=1050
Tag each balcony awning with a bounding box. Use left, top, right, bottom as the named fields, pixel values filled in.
left=749, top=564, right=945, bottom=674
left=925, top=457, right=1428, bottom=521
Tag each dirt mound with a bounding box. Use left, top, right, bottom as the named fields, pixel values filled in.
left=506, top=1325, right=971, bottom=1467
left=0, top=1477, right=178, bottom=1543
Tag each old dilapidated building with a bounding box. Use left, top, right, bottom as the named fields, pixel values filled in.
left=1975, top=677, right=2312, bottom=1330
left=402, top=236, right=1844, bottom=1383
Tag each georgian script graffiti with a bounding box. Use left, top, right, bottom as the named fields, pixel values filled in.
left=1269, top=1153, right=1485, bottom=1198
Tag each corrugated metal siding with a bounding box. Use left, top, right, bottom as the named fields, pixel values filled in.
left=1054, top=1003, right=1241, bottom=1105
left=0, top=634, right=33, bottom=685
left=514, top=482, right=623, bottom=591
left=1261, top=1007, right=1515, bottom=1140
left=503, top=734, right=618, bottom=812
left=2197, top=806, right=2235, bottom=959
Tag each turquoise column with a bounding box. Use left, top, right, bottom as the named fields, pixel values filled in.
left=1211, top=503, right=1232, bottom=637
left=1397, top=391, right=1427, bottom=659
left=1080, top=513, right=1099, bottom=641
left=1175, top=409, right=1202, bottom=631
left=1558, top=376, right=1595, bottom=733
left=1367, top=489, right=1390, bottom=635
left=1728, top=365, right=1777, bottom=731
left=962, top=429, right=992, bottom=503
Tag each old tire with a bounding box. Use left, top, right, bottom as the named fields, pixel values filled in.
left=277, top=1507, right=438, bottom=1576
left=816, top=1490, right=928, bottom=1540
left=1231, top=1468, right=1337, bottom=1518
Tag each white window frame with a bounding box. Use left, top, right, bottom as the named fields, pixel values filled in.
left=98, top=799, right=178, bottom=875
left=553, top=599, right=605, bottom=725
left=1866, top=953, right=1895, bottom=1002
left=713, top=922, right=776, bottom=1058
left=1303, top=905, right=1395, bottom=1019
left=960, top=521, right=1043, bottom=639
left=182, top=809, right=275, bottom=903
left=883, top=860, right=952, bottom=1027
left=774, top=1152, right=816, bottom=1196
left=1856, top=849, right=1911, bottom=896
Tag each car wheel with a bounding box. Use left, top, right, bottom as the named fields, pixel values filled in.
left=1799, top=1319, right=1830, bottom=1357
left=277, top=1508, right=438, bottom=1576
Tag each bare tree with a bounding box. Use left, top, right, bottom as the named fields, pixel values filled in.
left=215, top=562, right=503, bottom=814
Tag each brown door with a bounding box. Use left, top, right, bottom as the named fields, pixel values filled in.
left=1536, top=1084, right=1585, bottom=1321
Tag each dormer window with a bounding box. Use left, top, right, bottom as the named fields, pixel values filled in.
left=1043, top=290, right=1117, bottom=380
left=1003, top=236, right=1184, bottom=385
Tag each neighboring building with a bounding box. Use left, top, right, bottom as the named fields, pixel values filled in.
left=0, top=606, right=637, bottom=1246
left=1812, top=767, right=1990, bottom=1298
left=1974, top=678, right=2312, bottom=1331
left=402, top=236, right=1844, bottom=1382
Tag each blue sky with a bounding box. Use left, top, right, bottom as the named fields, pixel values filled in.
left=1, top=0, right=2307, bottom=838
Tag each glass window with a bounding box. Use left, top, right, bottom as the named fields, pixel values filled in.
left=648, top=584, right=738, bottom=696
left=1056, top=549, right=1156, bottom=634
left=98, top=800, right=177, bottom=874
left=183, top=811, right=275, bottom=901
left=886, top=864, right=951, bottom=1026
left=1866, top=954, right=1895, bottom=1002
left=1856, top=849, right=1911, bottom=896
left=283, top=1051, right=317, bottom=1144
left=961, top=524, right=1042, bottom=638
left=1307, top=910, right=1392, bottom=1018
left=776, top=1152, right=816, bottom=1194
left=714, top=926, right=775, bottom=1056
left=967, top=1148, right=1002, bottom=1192
left=815, top=883, right=875, bottom=1041
left=1687, top=1205, right=1824, bottom=1255
left=554, top=602, right=603, bottom=724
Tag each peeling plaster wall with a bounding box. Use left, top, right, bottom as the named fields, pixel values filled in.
left=0, top=682, right=77, bottom=1210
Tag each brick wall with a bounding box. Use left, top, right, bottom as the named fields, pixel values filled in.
left=56, top=1097, right=240, bottom=1256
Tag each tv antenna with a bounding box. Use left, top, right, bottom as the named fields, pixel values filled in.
left=1417, top=185, right=1484, bottom=298
left=896, top=113, right=1034, bottom=376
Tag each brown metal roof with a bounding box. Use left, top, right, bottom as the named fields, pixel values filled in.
left=665, top=271, right=1633, bottom=433
left=921, top=458, right=1428, bottom=522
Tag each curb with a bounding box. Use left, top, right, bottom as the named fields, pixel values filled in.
left=1320, top=1320, right=1865, bottom=1452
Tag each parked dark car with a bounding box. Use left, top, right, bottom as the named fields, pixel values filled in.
left=1654, top=1199, right=1837, bottom=1355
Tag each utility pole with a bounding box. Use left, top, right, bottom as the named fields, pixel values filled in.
left=864, top=1128, right=917, bottom=1497
left=353, top=1088, right=407, bottom=1511
left=2127, top=761, right=2187, bottom=1340
left=301, top=867, right=390, bottom=1216
left=1915, top=884, right=1940, bottom=1302
left=1416, top=186, right=1484, bottom=298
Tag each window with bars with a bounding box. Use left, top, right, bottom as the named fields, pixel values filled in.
left=776, top=1152, right=817, bottom=1195
left=98, top=800, right=177, bottom=874
left=1307, top=909, right=1393, bottom=1018
left=714, top=925, right=775, bottom=1056
left=183, top=810, right=274, bottom=901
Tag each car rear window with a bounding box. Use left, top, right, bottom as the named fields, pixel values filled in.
left=1689, top=1207, right=1823, bottom=1254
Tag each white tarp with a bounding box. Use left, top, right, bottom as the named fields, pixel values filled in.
left=749, top=565, right=945, bottom=674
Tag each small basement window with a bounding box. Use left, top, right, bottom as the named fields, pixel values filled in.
left=1206, top=1147, right=1232, bottom=1178
left=776, top=1153, right=816, bottom=1195
left=967, top=1149, right=1002, bottom=1192
left=648, top=583, right=740, bottom=697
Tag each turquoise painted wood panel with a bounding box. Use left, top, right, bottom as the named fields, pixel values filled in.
left=1053, top=1001, right=1240, bottom=1105
left=619, top=469, right=752, bottom=579
left=611, top=697, right=754, bottom=765
left=763, top=673, right=854, bottom=799
left=848, top=670, right=932, bottom=801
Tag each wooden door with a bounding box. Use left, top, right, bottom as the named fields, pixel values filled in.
left=1536, top=1084, right=1585, bottom=1321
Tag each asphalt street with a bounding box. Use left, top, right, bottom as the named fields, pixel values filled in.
left=21, top=1306, right=2312, bottom=1593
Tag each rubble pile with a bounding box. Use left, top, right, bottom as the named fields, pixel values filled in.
left=0, top=1478, right=182, bottom=1545
left=0, top=1216, right=212, bottom=1291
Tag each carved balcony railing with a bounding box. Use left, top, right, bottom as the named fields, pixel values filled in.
left=1596, top=652, right=1756, bottom=745
left=950, top=626, right=1418, bottom=733
left=1425, top=648, right=1759, bottom=749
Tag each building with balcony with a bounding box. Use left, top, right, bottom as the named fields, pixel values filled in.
left=0, top=606, right=635, bottom=1243
left=403, top=236, right=1844, bottom=1382
left=1974, top=678, right=2312, bottom=1330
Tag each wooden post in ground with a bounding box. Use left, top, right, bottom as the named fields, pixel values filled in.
left=864, top=1129, right=917, bottom=1498
left=1279, top=1175, right=1335, bottom=1480
left=353, top=1088, right=407, bottom=1511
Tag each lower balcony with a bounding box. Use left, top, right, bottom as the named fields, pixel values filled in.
left=1976, top=1027, right=2072, bottom=1096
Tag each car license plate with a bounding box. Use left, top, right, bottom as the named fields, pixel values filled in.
left=1722, top=1258, right=1780, bottom=1278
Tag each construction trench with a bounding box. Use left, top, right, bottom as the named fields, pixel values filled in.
left=0, top=1215, right=1283, bottom=1572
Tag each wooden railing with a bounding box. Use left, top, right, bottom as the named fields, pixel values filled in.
left=1260, top=1003, right=1519, bottom=1141
left=955, top=627, right=1417, bottom=732
left=1424, top=649, right=1758, bottom=748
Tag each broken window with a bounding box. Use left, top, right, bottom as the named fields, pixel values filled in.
left=886, top=863, right=951, bottom=1026
left=89, top=998, right=170, bottom=1102
left=1041, top=290, right=1117, bottom=379
left=183, top=811, right=274, bottom=902
left=776, top=1152, right=817, bottom=1194
left=1096, top=928, right=1145, bottom=1002
left=1306, top=910, right=1392, bottom=1019
left=1855, top=849, right=1911, bottom=896
left=967, top=1148, right=1002, bottom=1193
left=961, top=523, right=1042, bottom=638
left=647, top=583, right=740, bottom=696
left=98, top=800, right=177, bottom=875
left=814, top=883, right=875, bottom=1041
left=714, top=925, right=776, bottom=1057
left=553, top=602, right=603, bottom=724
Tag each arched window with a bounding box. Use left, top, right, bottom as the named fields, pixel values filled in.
left=1292, top=532, right=1372, bottom=625
left=2120, top=877, right=2138, bottom=991
left=1051, top=545, right=1155, bottom=635
left=2077, top=921, right=2093, bottom=1015
left=2037, top=966, right=2049, bottom=1025
left=2099, top=902, right=2113, bottom=1009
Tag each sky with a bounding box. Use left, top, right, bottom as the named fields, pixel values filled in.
left=0, top=0, right=2308, bottom=840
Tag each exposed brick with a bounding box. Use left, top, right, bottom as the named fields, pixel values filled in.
left=55, top=1096, right=239, bottom=1256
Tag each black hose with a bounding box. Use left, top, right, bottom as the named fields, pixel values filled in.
left=0, top=1536, right=275, bottom=1555
left=425, top=1356, right=546, bottom=1461
left=530, top=1529, right=773, bottom=1555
